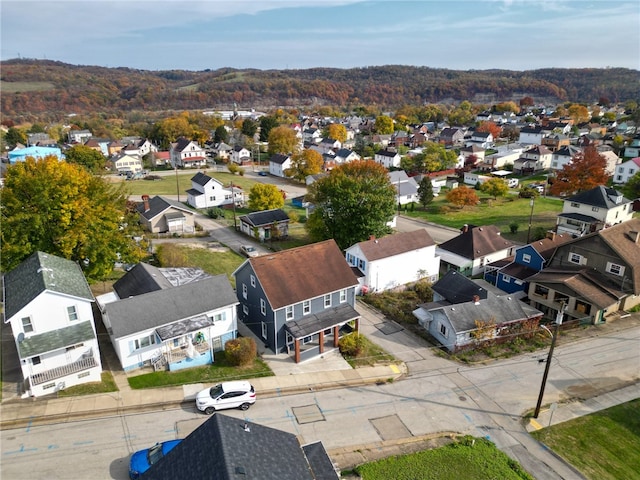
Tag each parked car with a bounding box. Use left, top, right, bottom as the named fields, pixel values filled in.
left=129, top=440, right=182, bottom=479
left=258, top=171, right=268, bottom=176
left=240, top=245, right=259, bottom=258
left=196, top=381, right=256, bottom=415
left=529, top=183, right=545, bottom=194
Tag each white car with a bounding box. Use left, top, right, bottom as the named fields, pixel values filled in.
left=196, top=381, right=256, bottom=415
left=240, top=245, right=259, bottom=258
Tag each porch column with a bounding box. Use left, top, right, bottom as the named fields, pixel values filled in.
left=333, top=326, right=340, bottom=348
left=318, top=330, right=324, bottom=354
left=294, top=339, right=301, bottom=363
left=354, top=317, right=360, bottom=333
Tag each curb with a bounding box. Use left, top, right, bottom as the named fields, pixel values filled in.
left=0, top=370, right=404, bottom=430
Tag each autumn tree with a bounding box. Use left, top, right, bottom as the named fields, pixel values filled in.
left=448, top=101, right=475, bottom=126
left=567, top=104, right=591, bottom=124
left=306, top=160, right=396, bottom=249
left=374, top=115, right=394, bottom=134
left=446, top=185, right=479, bottom=208
left=5, top=127, right=27, bottom=148
left=325, top=123, right=347, bottom=143
left=477, top=121, right=502, bottom=140
left=1, top=156, right=146, bottom=280
left=520, top=96, right=535, bottom=107
left=421, top=141, right=458, bottom=173
left=267, top=125, right=298, bottom=156
left=417, top=176, right=434, bottom=208
left=65, top=144, right=107, bottom=173
left=549, top=146, right=609, bottom=196
left=480, top=177, right=509, bottom=199
left=248, top=183, right=285, bottom=211
left=285, top=149, right=323, bottom=182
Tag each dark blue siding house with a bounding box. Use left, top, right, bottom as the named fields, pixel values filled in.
left=233, top=239, right=360, bottom=363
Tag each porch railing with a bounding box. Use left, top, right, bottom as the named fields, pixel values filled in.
left=30, top=356, right=98, bottom=386
left=165, top=341, right=210, bottom=364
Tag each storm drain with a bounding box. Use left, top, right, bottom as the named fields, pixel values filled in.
left=292, top=404, right=325, bottom=424
left=370, top=414, right=412, bottom=441
left=374, top=322, right=403, bottom=335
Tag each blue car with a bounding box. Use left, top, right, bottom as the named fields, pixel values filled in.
left=258, top=171, right=268, bottom=176
left=129, top=440, right=182, bottom=479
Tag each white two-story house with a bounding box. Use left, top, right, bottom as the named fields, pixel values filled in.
left=613, top=157, right=640, bottom=185
left=556, top=185, right=634, bottom=237
left=3, top=252, right=102, bottom=397
left=374, top=149, right=401, bottom=169
left=170, top=137, right=207, bottom=168
left=186, top=172, right=236, bottom=209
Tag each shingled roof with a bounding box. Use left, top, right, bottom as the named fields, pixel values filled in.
left=597, top=217, right=640, bottom=294
left=438, top=225, right=514, bottom=260
left=566, top=185, right=630, bottom=209
left=239, top=208, right=289, bottom=228
left=141, top=413, right=338, bottom=480
left=356, top=230, right=435, bottom=262
left=4, top=251, right=93, bottom=321
left=249, top=240, right=358, bottom=310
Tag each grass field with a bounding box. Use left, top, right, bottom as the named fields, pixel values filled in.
left=0, top=80, right=55, bottom=92
left=354, top=436, right=533, bottom=480
left=531, top=399, right=640, bottom=480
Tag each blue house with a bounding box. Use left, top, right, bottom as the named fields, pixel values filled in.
left=233, top=240, right=360, bottom=363
left=484, top=233, right=573, bottom=294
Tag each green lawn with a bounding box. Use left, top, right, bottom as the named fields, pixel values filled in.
left=354, top=436, right=533, bottom=480
left=531, top=399, right=640, bottom=480
left=128, top=352, right=273, bottom=389
left=116, top=170, right=259, bottom=196
left=404, top=193, right=563, bottom=243
left=56, top=372, right=118, bottom=397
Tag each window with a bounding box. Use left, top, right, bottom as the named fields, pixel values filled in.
left=358, top=259, right=366, bottom=270
left=250, top=275, right=256, bottom=287
left=303, top=300, right=310, bottom=314
left=439, top=324, right=447, bottom=336
left=21, top=317, right=33, bottom=333
left=522, top=254, right=531, bottom=263
left=302, top=335, right=312, bottom=344
left=67, top=305, right=79, bottom=321
left=285, top=305, right=294, bottom=320
left=340, top=289, right=347, bottom=303
left=213, top=312, right=225, bottom=323
left=260, top=299, right=266, bottom=315
left=569, top=253, right=584, bottom=265
left=570, top=202, right=580, bottom=208
left=606, top=262, right=625, bottom=276
left=243, top=305, right=249, bottom=315
left=134, top=334, right=156, bottom=350
left=242, top=283, right=248, bottom=299
left=324, top=294, right=331, bottom=308
left=261, top=321, right=267, bottom=339
left=32, top=356, right=41, bottom=365
left=592, top=207, right=599, bottom=212
left=534, top=284, right=549, bottom=298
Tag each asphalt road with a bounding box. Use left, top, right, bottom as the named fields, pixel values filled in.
left=2, top=323, right=638, bottom=480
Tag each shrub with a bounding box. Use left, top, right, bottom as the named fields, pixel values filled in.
left=224, top=337, right=257, bottom=366
left=288, top=210, right=300, bottom=223
left=206, top=207, right=224, bottom=219
left=509, top=221, right=519, bottom=233
left=412, top=280, right=433, bottom=303
left=227, top=163, right=240, bottom=174
left=339, top=333, right=365, bottom=357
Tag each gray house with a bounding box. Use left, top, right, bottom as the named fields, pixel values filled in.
left=238, top=208, right=290, bottom=242
left=233, top=240, right=359, bottom=362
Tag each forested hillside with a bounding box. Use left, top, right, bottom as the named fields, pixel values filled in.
left=1, top=59, right=638, bottom=120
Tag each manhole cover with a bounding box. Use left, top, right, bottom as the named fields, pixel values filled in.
left=375, top=322, right=403, bottom=335
left=292, top=404, right=325, bottom=424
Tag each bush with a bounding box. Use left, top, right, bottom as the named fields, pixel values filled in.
left=509, top=221, right=519, bottom=233
left=288, top=210, right=300, bottom=223
left=206, top=207, right=224, bottom=219
left=224, top=337, right=257, bottom=366
left=339, top=333, right=366, bottom=357
left=227, top=163, right=240, bottom=174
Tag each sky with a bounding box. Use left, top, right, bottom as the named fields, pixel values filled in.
left=1, top=0, right=639, bottom=72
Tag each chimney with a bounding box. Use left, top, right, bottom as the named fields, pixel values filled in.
left=472, top=295, right=480, bottom=305
left=369, top=235, right=376, bottom=241
left=546, top=230, right=556, bottom=241
left=142, top=194, right=150, bottom=213
left=462, top=224, right=469, bottom=233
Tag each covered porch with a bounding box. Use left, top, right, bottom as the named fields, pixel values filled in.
left=284, top=304, right=360, bottom=363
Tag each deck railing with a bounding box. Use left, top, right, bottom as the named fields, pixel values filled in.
left=31, top=356, right=98, bottom=386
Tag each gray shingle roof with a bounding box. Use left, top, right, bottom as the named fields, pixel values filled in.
left=142, top=414, right=335, bottom=480
left=566, top=185, right=630, bottom=209
left=113, top=263, right=173, bottom=298
left=438, top=225, right=514, bottom=260
left=190, top=171, right=213, bottom=187
left=136, top=196, right=194, bottom=221
left=17, top=321, right=96, bottom=358
left=4, top=251, right=93, bottom=321
left=105, top=275, right=237, bottom=339
left=239, top=208, right=289, bottom=227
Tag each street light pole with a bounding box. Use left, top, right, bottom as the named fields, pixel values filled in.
left=533, top=303, right=566, bottom=418
left=526, top=197, right=535, bottom=243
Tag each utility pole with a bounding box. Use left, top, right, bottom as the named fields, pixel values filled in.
left=175, top=162, right=180, bottom=203
left=526, top=197, right=535, bottom=243
left=533, top=303, right=566, bottom=418
left=231, top=183, right=237, bottom=230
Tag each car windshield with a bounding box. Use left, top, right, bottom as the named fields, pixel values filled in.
left=209, top=384, right=224, bottom=398
left=245, top=246, right=255, bottom=252
left=147, top=444, right=164, bottom=465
